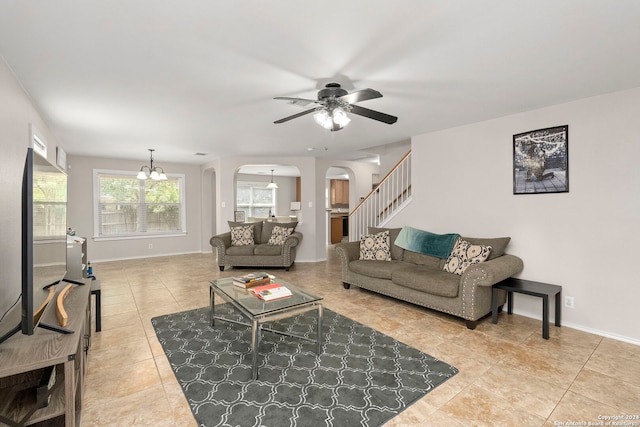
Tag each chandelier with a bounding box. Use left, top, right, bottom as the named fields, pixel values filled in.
left=137, top=149, right=167, bottom=180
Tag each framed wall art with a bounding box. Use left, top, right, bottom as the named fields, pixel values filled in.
left=513, top=125, right=569, bottom=194
left=234, top=210, right=246, bottom=222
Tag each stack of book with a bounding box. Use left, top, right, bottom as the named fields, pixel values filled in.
left=250, top=283, right=293, bottom=301
left=232, top=272, right=271, bottom=288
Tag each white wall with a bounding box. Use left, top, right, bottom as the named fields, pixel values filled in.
left=66, top=155, right=204, bottom=261
left=0, top=58, right=64, bottom=319
left=369, top=139, right=412, bottom=180
left=389, top=87, right=640, bottom=343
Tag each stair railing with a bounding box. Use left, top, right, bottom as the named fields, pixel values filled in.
left=349, top=150, right=412, bottom=240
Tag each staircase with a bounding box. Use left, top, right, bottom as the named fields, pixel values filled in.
left=349, top=150, right=412, bottom=241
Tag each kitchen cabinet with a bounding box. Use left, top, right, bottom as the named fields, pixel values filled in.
left=330, top=179, right=349, bottom=205
left=331, top=217, right=343, bottom=244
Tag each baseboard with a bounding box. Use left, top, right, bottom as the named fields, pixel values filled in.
left=512, top=309, right=640, bottom=346
left=92, top=251, right=327, bottom=265
left=92, top=250, right=204, bottom=263
left=294, top=257, right=327, bottom=263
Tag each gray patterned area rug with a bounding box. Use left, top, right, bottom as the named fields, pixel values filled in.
left=152, top=305, right=457, bottom=427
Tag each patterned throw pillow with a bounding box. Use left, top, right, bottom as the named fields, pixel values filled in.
left=443, top=238, right=492, bottom=275
left=359, top=230, right=391, bottom=261
left=230, top=225, right=254, bottom=246
left=267, top=225, right=294, bottom=245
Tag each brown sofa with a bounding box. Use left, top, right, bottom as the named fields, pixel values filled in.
left=335, top=227, right=524, bottom=329
left=210, top=220, right=301, bottom=271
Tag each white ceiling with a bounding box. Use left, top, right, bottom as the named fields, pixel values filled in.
left=1, top=1, right=640, bottom=169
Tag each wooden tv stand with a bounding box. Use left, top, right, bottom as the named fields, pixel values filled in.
left=0, top=280, right=91, bottom=426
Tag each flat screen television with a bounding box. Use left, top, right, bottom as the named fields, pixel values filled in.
left=0, top=148, right=68, bottom=344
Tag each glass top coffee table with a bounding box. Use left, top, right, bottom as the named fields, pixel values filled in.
left=209, top=276, right=324, bottom=380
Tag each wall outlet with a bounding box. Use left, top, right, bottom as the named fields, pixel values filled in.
left=148, top=243, right=153, bottom=249
left=564, top=296, right=575, bottom=309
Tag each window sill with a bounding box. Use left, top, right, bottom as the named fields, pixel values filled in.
left=93, top=232, right=187, bottom=242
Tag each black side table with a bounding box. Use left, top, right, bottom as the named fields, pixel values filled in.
left=90, top=280, right=101, bottom=332
left=491, top=278, right=562, bottom=339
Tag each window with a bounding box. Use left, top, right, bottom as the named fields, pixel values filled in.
left=94, top=170, right=186, bottom=239
left=236, top=182, right=275, bottom=218
left=33, top=172, right=67, bottom=239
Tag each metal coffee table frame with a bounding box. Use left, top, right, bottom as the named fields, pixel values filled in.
left=210, top=277, right=323, bottom=380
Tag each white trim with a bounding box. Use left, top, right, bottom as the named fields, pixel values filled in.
left=88, top=250, right=203, bottom=263
left=29, top=123, right=47, bottom=158
left=93, top=232, right=187, bottom=242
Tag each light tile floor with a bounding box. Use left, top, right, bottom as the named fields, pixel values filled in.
left=82, top=248, right=640, bottom=426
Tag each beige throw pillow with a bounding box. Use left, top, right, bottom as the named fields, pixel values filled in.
left=230, top=225, right=254, bottom=246
left=443, top=238, right=492, bottom=275
left=267, top=225, right=294, bottom=245
left=359, top=230, right=391, bottom=261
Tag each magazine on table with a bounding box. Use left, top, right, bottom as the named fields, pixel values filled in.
left=250, top=283, right=293, bottom=301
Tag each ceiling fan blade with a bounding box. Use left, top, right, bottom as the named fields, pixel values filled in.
left=349, top=104, right=398, bottom=124
left=274, top=107, right=318, bottom=124
left=339, top=88, right=382, bottom=104
left=274, top=96, right=320, bottom=107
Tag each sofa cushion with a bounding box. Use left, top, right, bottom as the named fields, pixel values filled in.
left=392, top=265, right=460, bottom=298
left=261, top=221, right=297, bottom=244
left=349, top=259, right=406, bottom=280
left=229, top=220, right=264, bottom=244
left=230, top=225, right=255, bottom=246
left=226, top=245, right=256, bottom=255
left=359, top=230, right=391, bottom=261
left=462, top=236, right=510, bottom=260
left=254, top=245, right=282, bottom=256
left=402, top=250, right=441, bottom=268
left=369, top=227, right=403, bottom=260
left=443, top=238, right=492, bottom=275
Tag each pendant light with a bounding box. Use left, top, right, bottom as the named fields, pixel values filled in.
left=137, top=149, right=167, bottom=180
left=266, top=169, right=278, bottom=189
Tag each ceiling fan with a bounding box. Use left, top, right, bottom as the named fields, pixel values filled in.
left=274, top=83, right=398, bottom=131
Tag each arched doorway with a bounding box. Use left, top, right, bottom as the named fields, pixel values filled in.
left=326, top=167, right=350, bottom=244
left=235, top=164, right=302, bottom=223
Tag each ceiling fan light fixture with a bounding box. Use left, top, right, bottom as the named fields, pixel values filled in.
left=313, top=109, right=332, bottom=129
left=314, top=107, right=349, bottom=130
left=275, top=82, right=397, bottom=129
left=332, top=107, right=351, bottom=127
